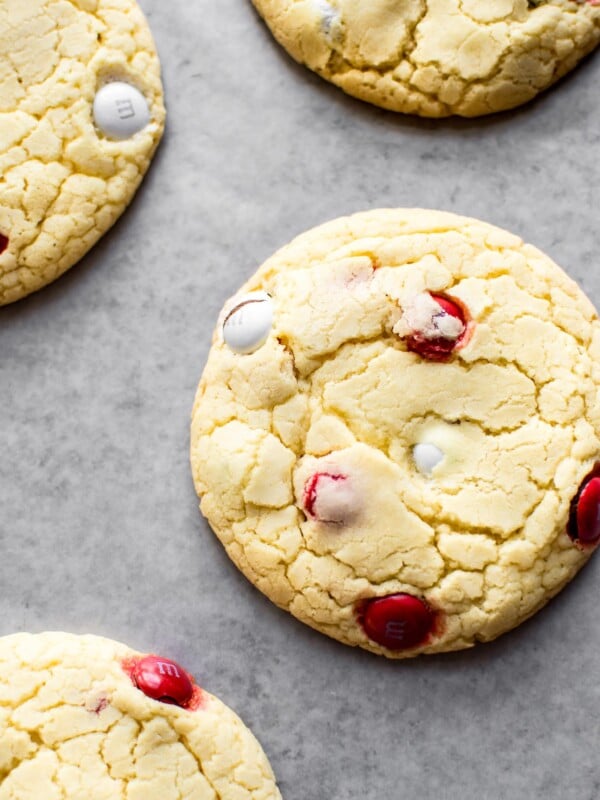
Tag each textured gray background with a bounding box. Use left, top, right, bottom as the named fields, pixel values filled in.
left=2, top=2, right=600, bottom=798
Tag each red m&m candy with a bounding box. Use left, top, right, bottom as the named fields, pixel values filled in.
left=0, top=234, right=8, bottom=255
left=569, top=474, right=600, bottom=546
left=360, top=593, right=436, bottom=650
left=303, top=472, right=343, bottom=519
left=132, top=655, right=194, bottom=707
left=406, top=293, right=467, bottom=361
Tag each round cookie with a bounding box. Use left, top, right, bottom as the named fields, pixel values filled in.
left=250, top=0, right=600, bottom=117
left=0, top=0, right=165, bottom=305
left=0, top=632, right=281, bottom=799
left=191, top=209, right=600, bottom=658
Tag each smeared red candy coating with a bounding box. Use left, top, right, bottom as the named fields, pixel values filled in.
left=90, top=696, right=109, bottom=714
left=358, top=593, right=437, bottom=650
left=568, top=468, right=600, bottom=546
left=123, top=655, right=204, bottom=710
left=303, top=472, right=346, bottom=520
left=303, top=472, right=343, bottom=518
left=0, top=234, right=8, bottom=255
left=406, top=293, right=468, bottom=362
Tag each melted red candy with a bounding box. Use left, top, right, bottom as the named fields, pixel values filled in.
left=303, top=472, right=346, bottom=520
left=569, top=472, right=600, bottom=546
left=406, top=293, right=467, bottom=362
left=359, top=593, right=436, bottom=650
left=131, top=655, right=194, bottom=707
left=0, top=234, right=8, bottom=255
left=90, top=695, right=109, bottom=714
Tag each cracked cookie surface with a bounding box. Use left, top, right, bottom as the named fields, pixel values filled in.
left=0, top=632, right=281, bottom=799
left=191, top=208, right=600, bottom=658
left=251, top=0, right=600, bottom=116
left=0, top=0, right=165, bottom=306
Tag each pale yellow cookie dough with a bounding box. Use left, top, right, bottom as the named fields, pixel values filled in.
left=251, top=0, right=600, bottom=116
left=0, top=632, right=281, bottom=799
left=0, top=0, right=165, bottom=305
left=191, top=208, right=600, bottom=658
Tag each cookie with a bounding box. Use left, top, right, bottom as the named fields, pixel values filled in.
left=0, top=0, right=165, bottom=306
left=0, top=632, right=281, bottom=799
left=191, top=209, right=600, bottom=658
left=251, top=0, right=600, bottom=117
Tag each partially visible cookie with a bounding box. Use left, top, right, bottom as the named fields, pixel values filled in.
left=0, top=0, right=165, bottom=305
left=192, top=209, right=600, bottom=658
left=251, top=0, right=600, bottom=117
left=0, top=632, right=281, bottom=799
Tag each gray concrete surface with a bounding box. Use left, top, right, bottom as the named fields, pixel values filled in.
left=2, top=2, right=600, bottom=798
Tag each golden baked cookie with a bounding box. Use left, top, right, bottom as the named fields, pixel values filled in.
left=0, top=0, right=165, bottom=306
left=0, top=632, right=281, bottom=799
left=191, top=209, right=600, bottom=658
left=251, top=0, right=600, bottom=117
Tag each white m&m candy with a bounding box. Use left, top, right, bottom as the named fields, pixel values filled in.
left=222, top=291, right=273, bottom=354
left=93, top=82, right=151, bottom=139
left=314, top=0, right=340, bottom=34
left=413, top=442, right=444, bottom=475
